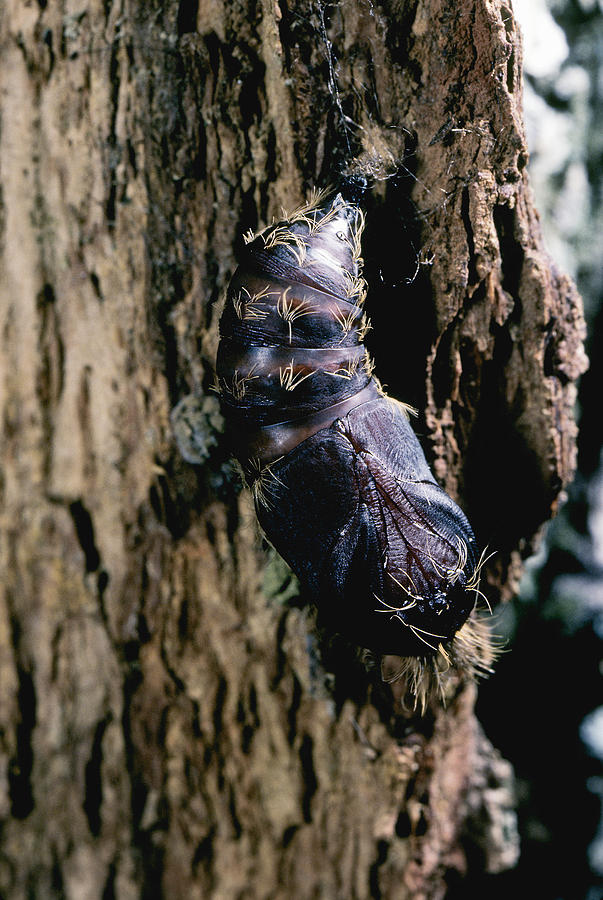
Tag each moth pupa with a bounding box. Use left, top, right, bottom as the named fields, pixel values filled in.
left=216, top=191, right=494, bottom=710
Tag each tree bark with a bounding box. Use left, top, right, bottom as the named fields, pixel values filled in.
left=0, top=1, right=585, bottom=898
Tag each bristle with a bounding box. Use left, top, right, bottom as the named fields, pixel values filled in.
left=249, top=458, right=286, bottom=510
left=281, top=187, right=331, bottom=222
left=262, top=225, right=308, bottom=265
left=381, top=612, right=497, bottom=713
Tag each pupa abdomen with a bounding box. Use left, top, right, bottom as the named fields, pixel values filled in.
left=217, top=198, right=372, bottom=460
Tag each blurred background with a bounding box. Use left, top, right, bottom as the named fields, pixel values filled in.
left=468, top=1, right=603, bottom=897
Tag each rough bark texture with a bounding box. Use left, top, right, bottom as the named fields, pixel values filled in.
left=0, top=1, right=585, bottom=898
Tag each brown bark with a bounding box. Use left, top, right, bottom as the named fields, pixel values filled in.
left=0, top=1, right=585, bottom=898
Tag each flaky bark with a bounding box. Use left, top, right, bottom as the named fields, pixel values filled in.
left=0, top=1, right=584, bottom=898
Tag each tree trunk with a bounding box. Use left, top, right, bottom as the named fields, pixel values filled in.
left=0, top=1, right=586, bottom=898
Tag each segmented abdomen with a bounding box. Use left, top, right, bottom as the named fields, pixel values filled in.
left=217, top=198, right=375, bottom=466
